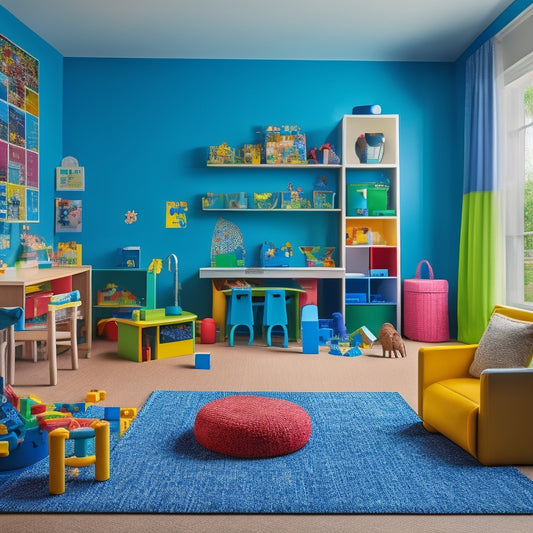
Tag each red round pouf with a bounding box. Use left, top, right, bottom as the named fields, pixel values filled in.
left=193, top=395, right=312, bottom=458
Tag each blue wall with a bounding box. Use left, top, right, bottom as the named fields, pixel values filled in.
left=0, top=7, right=63, bottom=263
left=61, top=58, right=461, bottom=325
left=9, top=1, right=531, bottom=336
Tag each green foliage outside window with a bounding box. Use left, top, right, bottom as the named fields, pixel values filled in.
left=522, top=86, right=533, bottom=299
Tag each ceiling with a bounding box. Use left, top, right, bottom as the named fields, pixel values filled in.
left=0, top=0, right=518, bottom=62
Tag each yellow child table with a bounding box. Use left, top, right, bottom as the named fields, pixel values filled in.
left=115, top=311, right=197, bottom=362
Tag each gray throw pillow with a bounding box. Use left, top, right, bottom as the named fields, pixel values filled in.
left=469, top=313, right=533, bottom=378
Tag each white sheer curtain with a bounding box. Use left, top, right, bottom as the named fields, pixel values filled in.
left=496, top=6, right=533, bottom=309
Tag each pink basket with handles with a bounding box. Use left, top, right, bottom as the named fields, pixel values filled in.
left=403, top=260, right=449, bottom=342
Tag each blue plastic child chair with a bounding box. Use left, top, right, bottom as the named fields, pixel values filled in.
left=263, top=289, right=288, bottom=348
left=228, top=288, right=254, bottom=346
left=0, top=307, right=24, bottom=385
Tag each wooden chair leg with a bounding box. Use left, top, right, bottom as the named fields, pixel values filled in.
left=70, top=306, right=79, bottom=370
left=7, top=324, right=15, bottom=385
left=48, top=308, right=58, bottom=386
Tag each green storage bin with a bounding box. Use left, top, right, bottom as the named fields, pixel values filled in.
left=347, top=185, right=388, bottom=216
left=367, top=188, right=388, bottom=215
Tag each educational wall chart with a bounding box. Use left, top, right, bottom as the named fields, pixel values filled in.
left=0, top=34, right=39, bottom=222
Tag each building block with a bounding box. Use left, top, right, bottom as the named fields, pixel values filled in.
left=104, top=406, right=121, bottom=432
left=350, top=326, right=377, bottom=348
left=318, top=328, right=332, bottom=345
left=140, top=308, right=167, bottom=321
left=119, top=408, right=138, bottom=437
left=301, top=305, right=319, bottom=354
left=86, top=390, right=106, bottom=403
left=195, top=352, right=211, bottom=370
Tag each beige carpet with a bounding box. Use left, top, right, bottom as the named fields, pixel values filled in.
left=4, top=337, right=533, bottom=533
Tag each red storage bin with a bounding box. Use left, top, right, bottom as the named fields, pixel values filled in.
left=25, top=291, right=54, bottom=319
left=403, top=260, right=449, bottom=342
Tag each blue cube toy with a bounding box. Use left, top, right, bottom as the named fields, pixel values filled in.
left=195, top=352, right=211, bottom=370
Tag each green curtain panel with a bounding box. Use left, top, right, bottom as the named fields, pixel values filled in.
left=457, top=191, right=503, bottom=342
left=457, top=39, right=503, bottom=343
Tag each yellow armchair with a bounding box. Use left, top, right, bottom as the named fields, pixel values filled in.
left=418, top=305, right=533, bottom=466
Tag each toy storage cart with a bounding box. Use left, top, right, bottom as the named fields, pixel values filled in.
left=403, top=260, right=449, bottom=342
left=115, top=312, right=197, bottom=362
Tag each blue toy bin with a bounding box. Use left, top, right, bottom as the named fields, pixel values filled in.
left=0, top=426, right=49, bottom=471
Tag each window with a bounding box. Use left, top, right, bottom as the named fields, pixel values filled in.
left=503, top=65, right=533, bottom=307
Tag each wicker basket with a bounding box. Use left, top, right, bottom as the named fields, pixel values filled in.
left=403, top=260, right=449, bottom=342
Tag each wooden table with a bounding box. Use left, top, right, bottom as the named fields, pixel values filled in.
left=0, top=266, right=92, bottom=356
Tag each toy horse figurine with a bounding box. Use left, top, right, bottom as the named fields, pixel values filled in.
left=378, top=323, right=406, bottom=358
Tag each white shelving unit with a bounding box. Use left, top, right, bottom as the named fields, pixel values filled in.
left=341, top=114, right=401, bottom=334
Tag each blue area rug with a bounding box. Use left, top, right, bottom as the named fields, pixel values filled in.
left=1, top=391, right=533, bottom=514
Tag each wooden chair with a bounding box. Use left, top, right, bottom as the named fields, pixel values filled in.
left=14, top=293, right=82, bottom=386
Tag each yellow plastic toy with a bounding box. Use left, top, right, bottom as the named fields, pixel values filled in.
left=86, top=389, right=106, bottom=403
left=48, top=419, right=110, bottom=495
left=119, top=407, right=138, bottom=437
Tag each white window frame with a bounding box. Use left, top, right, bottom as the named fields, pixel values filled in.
left=502, top=52, right=533, bottom=308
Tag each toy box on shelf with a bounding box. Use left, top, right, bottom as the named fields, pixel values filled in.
left=307, top=143, right=341, bottom=165
left=225, top=193, right=248, bottom=209
left=280, top=183, right=311, bottom=209
left=240, top=144, right=262, bottom=164
left=346, top=174, right=390, bottom=217
left=312, top=175, right=336, bottom=209
left=264, top=125, right=307, bottom=164
left=119, top=246, right=140, bottom=268
left=202, top=193, right=225, bottom=210
left=97, top=284, right=141, bottom=307
left=48, top=241, right=82, bottom=266
left=313, top=191, right=336, bottom=209
left=261, top=241, right=293, bottom=267
left=253, top=192, right=279, bottom=209
left=299, top=246, right=336, bottom=267
left=207, top=142, right=236, bottom=165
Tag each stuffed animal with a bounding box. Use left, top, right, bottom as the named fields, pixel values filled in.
left=378, top=323, right=406, bottom=358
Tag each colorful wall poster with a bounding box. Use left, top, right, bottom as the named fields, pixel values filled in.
left=166, top=200, right=188, bottom=228
left=0, top=182, right=6, bottom=219
left=0, top=221, right=10, bottom=250
left=55, top=198, right=82, bottom=233
left=26, top=188, right=38, bottom=221
left=6, top=183, right=26, bottom=221
left=0, top=33, right=39, bottom=222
